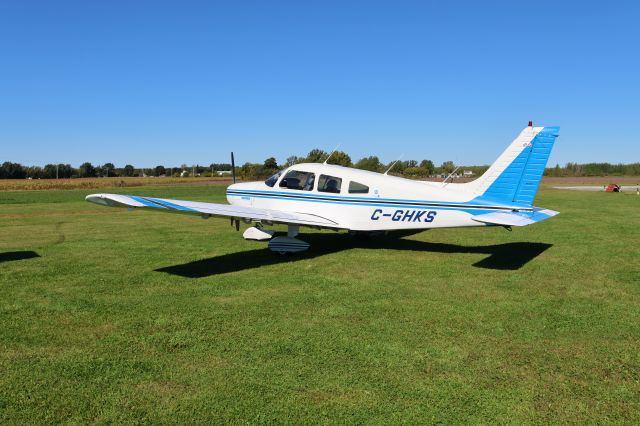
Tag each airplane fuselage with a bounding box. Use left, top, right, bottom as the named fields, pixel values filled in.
left=226, top=163, right=523, bottom=232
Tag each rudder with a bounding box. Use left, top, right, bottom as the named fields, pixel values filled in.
left=511, top=127, right=559, bottom=205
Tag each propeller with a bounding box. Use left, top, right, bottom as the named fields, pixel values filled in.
left=231, top=152, right=236, bottom=184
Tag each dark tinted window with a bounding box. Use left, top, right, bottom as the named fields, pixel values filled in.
left=318, top=175, right=342, bottom=193
left=279, top=170, right=315, bottom=191
left=348, top=181, right=369, bottom=194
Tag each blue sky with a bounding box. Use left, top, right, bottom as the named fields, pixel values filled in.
left=1, top=1, right=638, bottom=168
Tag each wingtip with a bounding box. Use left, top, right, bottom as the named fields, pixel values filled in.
left=85, top=193, right=109, bottom=206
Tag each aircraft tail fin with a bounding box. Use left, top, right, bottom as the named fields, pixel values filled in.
left=466, top=125, right=559, bottom=207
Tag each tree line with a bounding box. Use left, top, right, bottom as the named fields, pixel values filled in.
left=2, top=153, right=639, bottom=180
left=0, top=162, right=233, bottom=179
left=239, top=149, right=471, bottom=179
left=545, top=162, right=640, bottom=177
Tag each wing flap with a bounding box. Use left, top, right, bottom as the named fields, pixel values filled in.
left=86, top=193, right=340, bottom=227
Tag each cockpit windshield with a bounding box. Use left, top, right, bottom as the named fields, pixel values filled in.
left=264, top=171, right=282, bottom=187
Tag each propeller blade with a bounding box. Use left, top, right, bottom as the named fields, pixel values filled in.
left=231, top=152, right=236, bottom=184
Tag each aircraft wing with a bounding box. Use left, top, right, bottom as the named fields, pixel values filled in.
left=85, top=193, right=341, bottom=228
left=472, top=207, right=559, bottom=227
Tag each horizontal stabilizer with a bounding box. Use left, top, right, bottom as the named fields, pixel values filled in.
left=472, top=207, right=559, bottom=227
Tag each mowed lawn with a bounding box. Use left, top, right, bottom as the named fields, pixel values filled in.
left=1, top=185, right=639, bottom=424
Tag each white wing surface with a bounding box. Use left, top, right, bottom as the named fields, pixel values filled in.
left=86, top=193, right=341, bottom=228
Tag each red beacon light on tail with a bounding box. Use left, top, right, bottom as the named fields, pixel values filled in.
left=528, top=120, right=533, bottom=127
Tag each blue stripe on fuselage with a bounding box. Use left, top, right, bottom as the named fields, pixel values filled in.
left=227, top=188, right=508, bottom=207
left=226, top=191, right=499, bottom=216
left=226, top=189, right=522, bottom=210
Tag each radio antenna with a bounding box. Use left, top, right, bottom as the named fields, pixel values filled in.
left=384, top=154, right=404, bottom=175
left=441, top=166, right=460, bottom=186
left=323, top=144, right=341, bottom=164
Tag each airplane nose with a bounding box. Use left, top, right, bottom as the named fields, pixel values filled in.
left=226, top=184, right=235, bottom=204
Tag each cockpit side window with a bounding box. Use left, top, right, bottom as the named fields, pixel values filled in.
left=348, top=181, right=369, bottom=194
left=317, top=175, right=342, bottom=193
left=264, top=171, right=282, bottom=187
left=279, top=170, right=315, bottom=191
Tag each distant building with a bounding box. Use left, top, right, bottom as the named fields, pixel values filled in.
left=217, top=170, right=232, bottom=176
left=463, top=170, right=474, bottom=177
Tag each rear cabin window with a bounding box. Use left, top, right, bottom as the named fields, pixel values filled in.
left=348, top=181, right=369, bottom=194
left=317, top=175, right=342, bottom=193
left=279, top=170, right=315, bottom=191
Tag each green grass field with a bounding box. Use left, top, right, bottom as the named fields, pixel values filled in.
left=1, top=185, right=639, bottom=423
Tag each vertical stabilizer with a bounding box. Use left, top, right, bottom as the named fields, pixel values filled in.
left=466, top=125, right=560, bottom=206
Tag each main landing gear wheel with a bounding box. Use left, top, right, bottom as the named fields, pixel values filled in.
left=268, top=237, right=310, bottom=254
left=267, top=224, right=310, bottom=254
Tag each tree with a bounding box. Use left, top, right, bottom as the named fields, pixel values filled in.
left=240, top=162, right=264, bottom=179
left=305, top=149, right=328, bottom=163
left=43, top=164, right=57, bottom=179
left=403, top=167, right=427, bottom=178
left=26, top=166, right=43, bottom=178
left=440, top=161, right=455, bottom=174
left=264, top=157, right=278, bottom=170
left=326, top=151, right=352, bottom=167
left=210, top=163, right=231, bottom=172
left=78, top=162, right=97, bottom=178
left=42, top=163, right=74, bottom=179
left=61, top=164, right=75, bottom=178
left=385, top=159, right=405, bottom=174
left=102, top=163, right=115, bottom=177
left=154, top=165, right=166, bottom=176
left=0, top=162, right=27, bottom=179
left=355, top=156, right=383, bottom=172
left=419, top=159, right=435, bottom=175
left=123, top=164, right=135, bottom=177
left=283, top=156, right=301, bottom=168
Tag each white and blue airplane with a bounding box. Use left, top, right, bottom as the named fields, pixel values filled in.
left=87, top=123, right=560, bottom=253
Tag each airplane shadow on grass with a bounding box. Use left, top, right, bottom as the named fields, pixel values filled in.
left=156, top=232, right=553, bottom=278
left=0, top=250, right=40, bottom=263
